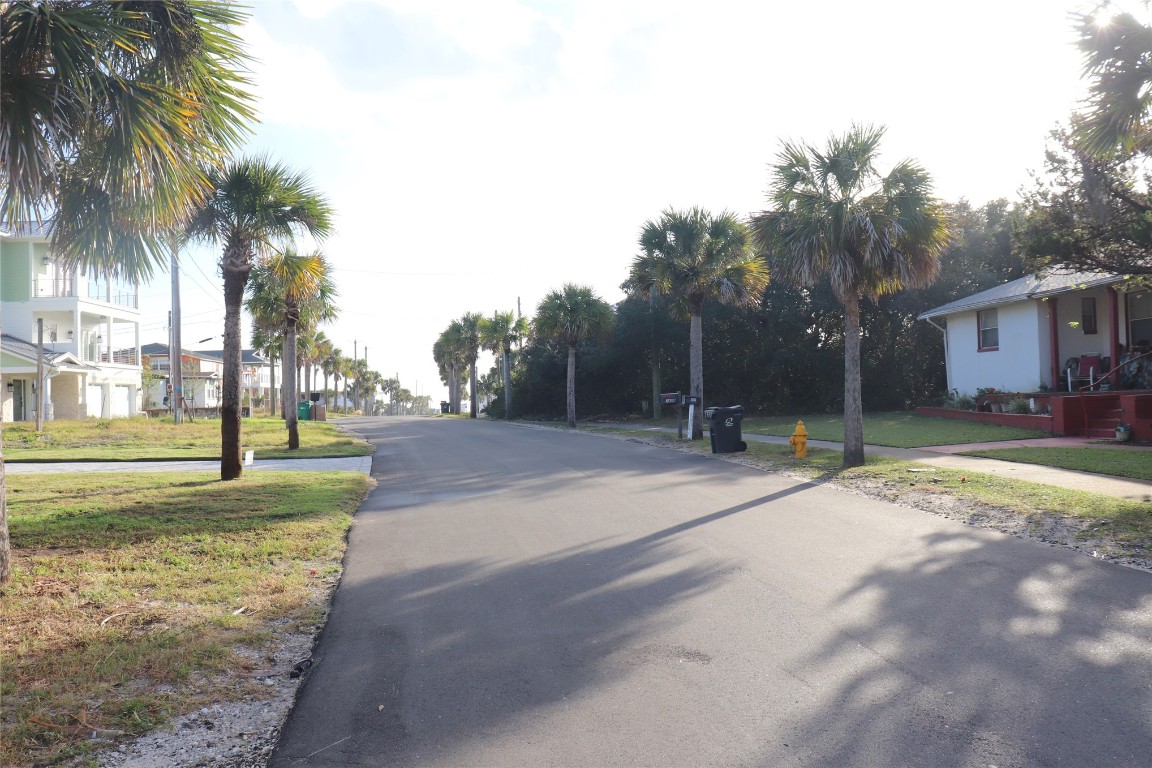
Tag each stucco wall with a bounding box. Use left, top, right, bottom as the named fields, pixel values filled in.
left=51, top=374, right=83, bottom=420
left=947, top=301, right=1044, bottom=395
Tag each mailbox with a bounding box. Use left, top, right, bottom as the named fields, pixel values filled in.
left=660, top=392, right=681, bottom=405
left=682, top=395, right=700, bottom=406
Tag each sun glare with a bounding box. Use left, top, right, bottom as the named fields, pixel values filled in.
left=1091, top=0, right=1152, bottom=27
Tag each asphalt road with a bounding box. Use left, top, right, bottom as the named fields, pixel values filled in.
left=270, top=417, right=1152, bottom=768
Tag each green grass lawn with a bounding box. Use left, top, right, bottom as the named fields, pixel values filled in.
left=3, top=416, right=372, bottom=461
left=594, top=427, right=1152, bottom=550
left=1, top=470, right=374, bottom=768
left=957, top=446, right=1152, bottom=482
left=738, top=411, right=1050, bottom=448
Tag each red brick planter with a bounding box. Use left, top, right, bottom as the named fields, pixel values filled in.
left=915, top=406, right=1055, bottom=432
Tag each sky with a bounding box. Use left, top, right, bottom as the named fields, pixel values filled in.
left=139, top=0, right=1117, bottom=404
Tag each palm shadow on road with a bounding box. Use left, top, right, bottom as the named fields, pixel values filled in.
left=751, top=528, right=1152, bottom=767
left=274, top=419, right=821, bottom=765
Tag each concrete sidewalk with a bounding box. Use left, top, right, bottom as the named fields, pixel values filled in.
left=4, top=455, right=372, bottom=475
left=598, top=424, right=1152, bottom=502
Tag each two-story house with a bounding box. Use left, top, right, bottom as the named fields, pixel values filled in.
left=1, top=222, right=143, bottom=421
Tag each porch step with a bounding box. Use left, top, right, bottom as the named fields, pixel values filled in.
left=1086, top=409, right=1123, bottom=438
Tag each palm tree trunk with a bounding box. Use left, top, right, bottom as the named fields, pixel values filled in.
left=842, top=292, right=865, bottom=467
left=502, top=345, right=512, bottom=419
left=284, top=324, right=299, bottom=450
left=689, top=311, right=704, bottom=440
left=323, top=372, right=330, bottom=408
left=469, top=362, right=478, bottom=418
left=0, top=310, right=9, bottom=583
left=269, top=354, right=278, bottom=418
left=566, top=344, right=577, bottom=428
left=221, top=266, right=246, bottom=480
left=0, top=424, right=8, bottom=585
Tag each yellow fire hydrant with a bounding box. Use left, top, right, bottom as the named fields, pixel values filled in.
left=789, top=420, right=808, bottom=459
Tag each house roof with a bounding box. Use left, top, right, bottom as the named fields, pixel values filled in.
left=918, top=270, right=1122, bottom=320
left=1, top=333, right=95, bottom=370
left=141, top=344, right=267, bottom=365
left=0, top=220, right=52, bottom=239
left=196, top=348, right=269, bottom=365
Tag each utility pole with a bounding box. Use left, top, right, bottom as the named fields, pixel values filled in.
left=170, top=241, right=183, bottom=424
left=35, top=318, right=45, bottom=432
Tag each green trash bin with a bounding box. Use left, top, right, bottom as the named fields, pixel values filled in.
left=297, top=401, right=312, bottom=421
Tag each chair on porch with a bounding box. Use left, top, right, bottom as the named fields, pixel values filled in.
left=1067, top=354, right=1103, bottom=392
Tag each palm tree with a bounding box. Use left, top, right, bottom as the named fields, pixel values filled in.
left=534, top=284, right=614, bottom=428
left=629, top=208, right=769, bottom=439
left=348, top=358, right=370, bottom=413
left=0, top=0, right=255, bottom=585
left=433, top=320, right=469, bottom=414
left=250, top=323, right=283, bottom=417
left=186, top=157, right=333, bottom=478
left=315, top=335, right=337, bottom=408
left=339, top=354, right=355, bottom=414
left=246, top=247, right=337, bottom=449
left=1, top=0, right=255, bottom=272
left=458, top=313, right=483, bottom=418
left=480, top=310, right=529, bottom=419
left=750, top=124, right=949, bottom=466
left=1073, top=8, right=1152, bottom=157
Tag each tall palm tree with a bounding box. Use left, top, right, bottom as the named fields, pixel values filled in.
left=186, top=157, right=333, bottom=478
left=629, top=208, right=769, bottom=439
left=458, top=313, right=483, bottom=418
left=534, top=284, right=614, bottom=428
left=250, top=323, right=283, bottom=417
left=296, top=331, right=323, bottom=405
left=338, top=354, right=355, bottom=414
left=0, top=0, right=255, bottom=585
left=348, top=357, right=370, bottom=413
left=434, top=320, right=469, bottom=414
left=750, top=124, right=949, bottom=466
left=315, top=335, right=336, bottom=408
left=480, top=310, right=529, bottom=419
left=246, top=247, right=337, bottom=449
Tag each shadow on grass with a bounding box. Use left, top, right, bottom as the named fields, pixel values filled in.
left=7, top=472, right=365, bottom=550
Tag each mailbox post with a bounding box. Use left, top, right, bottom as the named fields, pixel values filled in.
left=682, top=394, right=700, bottom=440
left=660, top=391, right=682, bottom=439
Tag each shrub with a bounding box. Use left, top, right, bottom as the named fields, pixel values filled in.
left=1007, top=397, right=1031, bottom=414
left=953, top=394, right=975, bottom=411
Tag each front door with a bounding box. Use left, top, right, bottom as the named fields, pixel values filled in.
left=12, top=379, right=26, bottom=421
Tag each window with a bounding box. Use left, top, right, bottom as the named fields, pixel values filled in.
left=1130, top=291, right=1152, bottom=346
left=1081, top=297, right=1098, bottom=334
left=977, top=309, right=998, bottom=351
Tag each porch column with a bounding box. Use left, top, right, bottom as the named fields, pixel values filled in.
left=1108, top=286, right=1121, bottom=378
left=43, top=375, right=54, bottom=421
left=1048, top=297, right=1061, bottom=389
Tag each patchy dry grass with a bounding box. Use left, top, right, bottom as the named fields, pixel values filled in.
left=3, top=416, right=371, bottom=461
left=1, top=470, right=373, bottom=767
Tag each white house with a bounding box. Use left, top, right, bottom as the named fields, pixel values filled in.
left=1, top=222, right=143, bottom=421
left=919, top=269, right=1152, bottom=395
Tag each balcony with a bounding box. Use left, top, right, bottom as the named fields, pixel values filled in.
left=34, top=275, right=138, bottom=309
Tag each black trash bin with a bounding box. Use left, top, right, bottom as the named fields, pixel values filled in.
left=440, top=401, right=451, bottom=414
left=706, top=405, right=747, bottom=453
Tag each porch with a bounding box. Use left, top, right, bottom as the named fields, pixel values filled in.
left=917, top=390, right=1152, bottom=441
